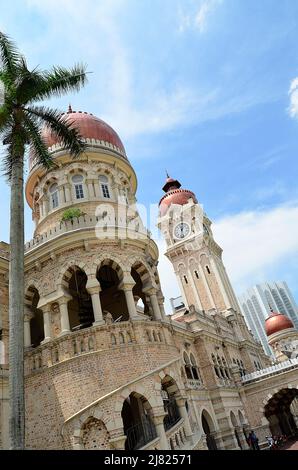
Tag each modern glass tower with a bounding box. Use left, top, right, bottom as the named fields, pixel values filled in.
left=238, top=281, right=298, bottom=356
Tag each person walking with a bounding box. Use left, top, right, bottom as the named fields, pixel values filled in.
left=250, top=430, right=260, bottom=450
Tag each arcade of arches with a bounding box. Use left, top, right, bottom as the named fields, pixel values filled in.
left=23, top=259, right=164, bottom=348
left=265, top=388, right=298, bottom=437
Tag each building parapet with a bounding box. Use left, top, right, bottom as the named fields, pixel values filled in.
left=29, top=138, right=127, bottom=172
left=24, top=215, right=152, bottom=253
left=241, top=357, right=298, bottom=384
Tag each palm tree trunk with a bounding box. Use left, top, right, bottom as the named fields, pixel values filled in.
left=8, top=154, right=25, bottom=449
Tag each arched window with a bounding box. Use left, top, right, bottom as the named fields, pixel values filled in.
left=190, top=353, right=200, bottom=381
left=206, top=265, right=211, bottom=274
left=153, top=331, right=157, bottom=342
left=194, top=270, right=199, bottom=279
left=157, top=332, right=162, bottom=342
left=146, top=331, right=152, bottom=342
left=183, top=352, right=193, bottom=379
left=49, top=183, right=59, bottom=209
left=99, top=175, right=111, bottom=199
left=127, top=332, right=132, bottom=343
left=72, top=174, right=84, bottom=199
left=212, top=354, right=220, bottom=378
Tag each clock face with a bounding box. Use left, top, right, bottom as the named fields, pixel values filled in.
left=174, top=222, right=190, bottom=239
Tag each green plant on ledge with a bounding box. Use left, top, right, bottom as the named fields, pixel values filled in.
left=61, top=208, right=86, bottom=222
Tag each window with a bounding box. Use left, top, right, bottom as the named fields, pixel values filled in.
left=72, top=174, right=84, bottom=199
left=194, top=270, right=199, bottom=279
left=184, top=275, right=188, bottom=284
left=206, top=265, right=211, bottom=274
left=49, top=183, right=59, bottom=209
left=99, top=175, right=111, bottom=199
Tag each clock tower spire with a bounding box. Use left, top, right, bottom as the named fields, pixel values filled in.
left=157, top=176, right=241, bottom=319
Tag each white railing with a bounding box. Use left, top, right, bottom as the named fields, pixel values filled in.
left=242, top=357, right=298, bottom=383
left=29, top=138, right=127, bottom=171
left=185, top=379, right=203, bottom=390
left=25, top=215, right=151, bottom=252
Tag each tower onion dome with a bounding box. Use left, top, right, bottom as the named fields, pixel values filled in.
left=29, top=106, right=126, bottom=168
left=265, top=310, right=294, bottom=337
left=159, top=175, right=198, bottom=216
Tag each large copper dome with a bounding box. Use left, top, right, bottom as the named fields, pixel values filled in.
left=265, top=311, right=294, bottom=336
left=29, top=107, right=126, bottom=169
left=159, top=176, right=197, bottom=216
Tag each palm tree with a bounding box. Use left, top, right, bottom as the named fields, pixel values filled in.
left=0, top=32, right=88, bottom=449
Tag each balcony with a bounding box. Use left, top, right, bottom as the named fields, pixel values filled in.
left=185, top=379, right=203, bottom=390
left=125, top=416, right=157, bottom=450
left=25, top=215, right=153, bottom=253
left=242, top=357, right=298, bottom=384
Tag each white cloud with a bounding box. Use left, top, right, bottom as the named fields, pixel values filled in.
left=178, top=0, right=223, bottom=34
left=288, top=77, right=298, bottom=118
left=156, top=203, right=298, bottom=310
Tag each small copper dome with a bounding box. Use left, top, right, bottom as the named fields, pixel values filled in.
left=159, top=175, right=197, bottom=216
left=265, top=311, right=294, bottom=336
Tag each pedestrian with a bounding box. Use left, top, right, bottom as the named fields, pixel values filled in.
left=250, top=430, right=260, bottom=450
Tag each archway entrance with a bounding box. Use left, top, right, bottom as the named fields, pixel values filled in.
left=121, top=392, right=156, bottom=450
left=202, top=410, right=218, bottom=450
left=97, top=264, right=129, bottom=322
left=131, top=267, right=150, bottom=317
left=25, top=286, right=44, bottom=347
left=67, top=267, right=94, bottom=330
left=161, top=376, right=181, bottom=431
left=230, top=411, right=242, bottom=449
left=265, top=388, right=298, bottom=437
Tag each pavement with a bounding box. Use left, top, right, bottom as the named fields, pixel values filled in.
left=280, top=438, right=298, bottom=450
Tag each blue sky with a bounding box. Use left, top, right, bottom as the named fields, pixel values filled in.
left=1, top=0, right=298, bottom=311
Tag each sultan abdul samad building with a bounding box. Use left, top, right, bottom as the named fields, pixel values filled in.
left=0, top=108, right=298, bottom=450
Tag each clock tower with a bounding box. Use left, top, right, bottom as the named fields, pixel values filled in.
left=157, top=175, right=242, bottom=320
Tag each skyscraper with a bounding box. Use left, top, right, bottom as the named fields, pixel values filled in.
left=239, top=281, right=298, bottom=356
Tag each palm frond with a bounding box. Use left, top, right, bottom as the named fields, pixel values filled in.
left=0, top=32, right=20, bottom=76
left=26, top=64, right=88, bottom=103
left=1, top=126, right=26, bottom=181
left=25, top=105, right=86, bottom=157
left=14, top=64, right=46, bottom=105
left=0, top=104, right=12, bottom=128
left=22, top=113, right=53, bottom=169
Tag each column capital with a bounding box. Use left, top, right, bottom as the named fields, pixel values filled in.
left=56, top=294, right=72, bottom=306
left=24, top=310, right=34, bottom=322
left=86, top=278, right=101, bottom=295
left=118, top=273, right=136, bottom=291
left=143, top=286, right=157, bottom=297
left=109, top=434, right=127, bottom=450
left=152, top=412, right=167, bottom=426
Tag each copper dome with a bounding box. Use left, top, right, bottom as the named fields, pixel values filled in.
left=29, top=107, right=126, bottom=169
left=159, top=175, right=197, bottom=216
left=265, top=311, right=294, bottom=337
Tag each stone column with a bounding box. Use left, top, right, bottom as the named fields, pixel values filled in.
left=24, top=308, right=33, bottom=348
left=119, top=273, right=140, bottom=320
left=41, top=305, right=52, bottom=343
left=152, top=413, right=169, bottom=450
left=43, top=196, right=49, bottom=217
left=157, top=295, right=170, bottom=323
left=64, top=183, right=71, bottom=203
left=86, top=279, right=105, bottom=325
left=58, top=296, right=71, bottom=335
left=58, top=185, right=65, bottom=204
left=86, top=179, right=95, bottom=199
left=143, top=287, right=162, bottom=321
left=176, top=397, right=193, bottom=440
left=109, top=434, right=127, bottom=450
